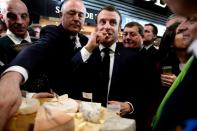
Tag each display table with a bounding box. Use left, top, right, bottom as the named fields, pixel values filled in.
left=5, top=98, right=136, bottom=131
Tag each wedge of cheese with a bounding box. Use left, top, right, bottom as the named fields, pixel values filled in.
left=42, top=98, right=78, bottom=113
left=99, top=116, right=136, bottom=131
left=34, top=106, right=74, bottom=131
left=18, top=97, right=40, bottom=115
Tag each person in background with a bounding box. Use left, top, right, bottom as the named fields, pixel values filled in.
left=166, top=14, right=186, bottom=28
left=122, top=21, right=143, bottom=49
left=159, top=21, right=192, bottom=97
left=143, top=23, right=158, bottom=51
left=151, top=0, right=197, bottom=130
left=142, top=23, right=159, bottom=71
left=30, top=24, right=42, bottom=39
left=0, top=0, right=88, bottom=130
left=0, top=0, right=51, bottom=93
left=0, top=0, right=38, bottom=66
left=0, top=20, right=7, bottom=37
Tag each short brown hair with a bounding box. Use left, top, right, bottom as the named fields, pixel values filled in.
left=96, top=5, right=122, bottom=26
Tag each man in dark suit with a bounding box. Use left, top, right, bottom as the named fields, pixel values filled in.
left=71, top=5, right=160, bottom=131
left=151, top=0, right=197, bottom=130
left=0, top=0, right=88, bottom=130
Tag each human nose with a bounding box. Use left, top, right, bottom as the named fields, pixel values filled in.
left=125, top=34, right=131, bottom=39
left=73, top=13, right=83, bottom=21
left=15, top=15, right=24, bottom=24
left=178, top=20, right=189, bottom=32
left=103, top=21, right=112, bottom=29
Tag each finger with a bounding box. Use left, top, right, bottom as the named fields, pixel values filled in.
left=162, top=81, right=172, bottom=87
left=9, top=98, right=22, bottom=118
left=33, top=93, right=54, bottom=98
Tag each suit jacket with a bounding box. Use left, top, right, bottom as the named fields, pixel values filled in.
left=153, top=57, right=197, bottom=131
left=0, top=35, right=53, bottom=92
left=9, top=24, right=88, bottom=93
left=72, top=43, right=160, bottom=131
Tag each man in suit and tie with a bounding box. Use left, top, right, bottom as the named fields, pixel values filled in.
left=0, top=0, right=88, bottom=130
left=72, top=5, right=160, bottom=131
left=151, top=0, right=197, bottom=130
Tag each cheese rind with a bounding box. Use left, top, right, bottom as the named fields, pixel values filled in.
left=18, top=98, right=40, bottom=115
left=34, top=106, right=74, bottom=131
left=43, top=98, right=78, bottom=113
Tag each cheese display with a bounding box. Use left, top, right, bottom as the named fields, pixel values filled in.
left=99, top=116, right=136, bottom=131
left=79, top=101, right=105, bottom=123
left=17, top=97, right=40, bottom=115
left=49, top=94, right=68, bottom=102
left=43, top=98, right=78, bottom=113
left=7, top=94, right=136, bottom=131
left=34, top=106, right=74, bottom=131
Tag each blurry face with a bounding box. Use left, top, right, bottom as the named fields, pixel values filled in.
left=174, top=26, right=191, bottom=49
left=143, top=25, right=155, bottom=44
left=174, top=16, right=197, bottom=49
left=164, top=0, right=197, bottom=16
left=60, top=0, right=86, bottom=34
left=2, top=1, right=30, bottom=38
left=166, top=16, right=186, bottom=28
left=0, top=24, right=6, bottom=34
left=96, top=10, right=121, bottom=47
left=123, top=26, right=142, bottom=48
left=33, top=27, right=41, bottom=39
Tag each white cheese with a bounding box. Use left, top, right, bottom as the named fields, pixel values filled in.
left=18, top=97, right=40, bottom=115
left=99, top=116, right=136, bottom=131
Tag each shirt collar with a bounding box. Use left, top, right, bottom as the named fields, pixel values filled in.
left=70, top=34, right=81, bottom=48
left=99, top=43, right=116, bottom=53
left=6, top=30, right=31, bottom=45
left=143, top=43, right=153, bottom=50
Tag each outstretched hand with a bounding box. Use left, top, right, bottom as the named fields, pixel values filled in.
left=0, top=72, right=23, bottom=130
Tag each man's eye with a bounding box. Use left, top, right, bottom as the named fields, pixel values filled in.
left=67, top=11, right=76, bottom=16
left=110, top=21, right=117, bottom=26
left=7, top=12, right=17, bottom=20
left=99, top=20, right=106, bottom=25
left=21, top=13, right=29, bottom=19
left=78, top=13, right=84, bottom=18
left=123, top=33, right=128, bottom=36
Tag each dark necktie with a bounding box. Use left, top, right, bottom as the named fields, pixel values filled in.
left=101, top=47, right=110, bottom=106
left=20, top=39, right=28, bottom=44
left=141, top=47, right=147, bottom=54
left=71, top=36, right=76, bottom=50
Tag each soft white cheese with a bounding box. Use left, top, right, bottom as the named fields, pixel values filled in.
left=18, top=97, right=40, bottom=115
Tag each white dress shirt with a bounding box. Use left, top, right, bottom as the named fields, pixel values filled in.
left=6, top=29, right=31, bottom=45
